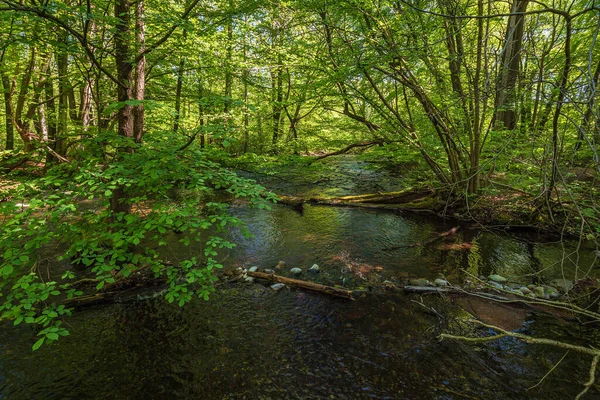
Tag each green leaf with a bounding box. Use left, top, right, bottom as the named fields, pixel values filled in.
left=3, top=265, right=14, bottom=276
left=46, top=332, right=59, bottom=340
left=32, top=337, right=45, bottom=351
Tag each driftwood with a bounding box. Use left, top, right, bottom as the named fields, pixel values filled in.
left=384, top=226, right=460, bottom=251
left=247, top=271, right=354, bottom=300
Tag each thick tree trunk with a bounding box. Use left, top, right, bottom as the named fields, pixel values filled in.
left=495, top=0, right=529, bottom=130
left=113, top=0, right=134, bottom=215
left=1, top=74, right=13, bottom=150
left=115, top=0, right=134, bottom=140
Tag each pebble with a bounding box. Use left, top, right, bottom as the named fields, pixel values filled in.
left=270, top=283, right=286, bottom=292
left=489, top=281, right=504, bottom=290
left=519, top=287, right=531, bottom=295
left=409, top=278, right=431, bottom=286
left=534, top=286, right=545, bottom=298
left=275, top=261, right=286, bottom=270
left=290, top=267, right=302, bottom=276
left=434, top=278, right=449, bottom=287
left=264, top=269, right=275, bottom=275
left=248, top=266, right=258, bottom=273
left=309, top=264, right=320, bottom=273
left=244, top=276, right=255, bottom=283
left=488, top=274, right=507, bottom=283
left=383, top=280, right=396, bottom=288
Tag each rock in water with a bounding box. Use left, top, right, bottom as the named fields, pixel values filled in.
left=290, top=268, right=302, bottom=276
left=248, top=266, right=258, bottom=273
left=275, top=261, right=286, bottom=270
left=552, top=278, right=574, bottom=293
left=489, top=281, right=504, bottom=290
left=434, top=278, right=449, bottom=287
left=383, top=280, right=396, bottom=289
left=489, top=274, right=507, bottom=283
left=270, top=283, right=286, bottom=292
left=519, top=287, right=531, bottom=295
left=309, top=264, right=320, bottom=273
left=533, top=286, right=545, bottom=298
left=409, top=278, right=430, bottom=286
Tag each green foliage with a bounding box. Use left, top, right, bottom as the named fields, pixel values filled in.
left=0, top=134, right=276, bottom=349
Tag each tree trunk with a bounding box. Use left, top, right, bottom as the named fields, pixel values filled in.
left=242, top=27, right=249, bottom=153
left=45, top=77, right=57, bottom=163
left=133, top=0, right=146, bottom=143
left=57, top=31, right=70, bottom=154
left=173, top=57, right=185, bottom=133
left=495, top=0, right=529, bottom=130
left=113, top=0, right=134, bottom=214
left=271, top=58, right=283, bottom=147
left=546, top=18, right=572, bottom=204
left=224, top=5, right=233, bottom=115
left=1, top=74, right=13, bottom=150
left=115, top=0, right=134, bottom=140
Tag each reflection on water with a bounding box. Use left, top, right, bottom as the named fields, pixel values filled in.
left=224, top=203, right=598, bottom=286
left=1, top=286, right=597, bottom=399
left=1, top=156, right=599, bottom=399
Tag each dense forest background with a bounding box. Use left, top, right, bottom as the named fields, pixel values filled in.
left=0, top=0, right=599, bottom=347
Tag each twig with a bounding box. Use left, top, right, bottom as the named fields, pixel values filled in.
left=527, top=351, right=570, bottom=390
left=440, top=319, right=600, bottom=399
left=576, top=354, right=600, bottom=400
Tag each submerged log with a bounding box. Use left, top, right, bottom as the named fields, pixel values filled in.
left=247, top=271, right=354, bottom=300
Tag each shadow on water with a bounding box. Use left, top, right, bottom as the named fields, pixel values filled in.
left=1, top=156, right=599, bottom=399
left=0, top=287, right=598, bottom=399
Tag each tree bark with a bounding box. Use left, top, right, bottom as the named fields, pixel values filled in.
left=133, top=0, right=146, bottom=143
left=1, top=73, right=13, bottom=150
left=495, top=0, right=529, bottom=130
left=56, top=31, right=70, bottom=155
left=115, top=0, right=134, bottom=140
left=44, top=77, right=57, bottom=163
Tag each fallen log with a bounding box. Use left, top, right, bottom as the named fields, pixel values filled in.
left=403, top=285, right=451, bottom=294
left=247, top=271, right=354, bottom=300
left=276, top=188, right=436, bottom=211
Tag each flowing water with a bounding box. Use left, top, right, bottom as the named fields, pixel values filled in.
left=1, top=157, right=599, bottom=399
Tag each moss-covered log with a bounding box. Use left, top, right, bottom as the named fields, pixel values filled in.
left=276, top=188, right=438, bottom=211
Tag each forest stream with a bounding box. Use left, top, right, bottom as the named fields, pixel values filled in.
left=1, top=157, right=599, bottom=400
